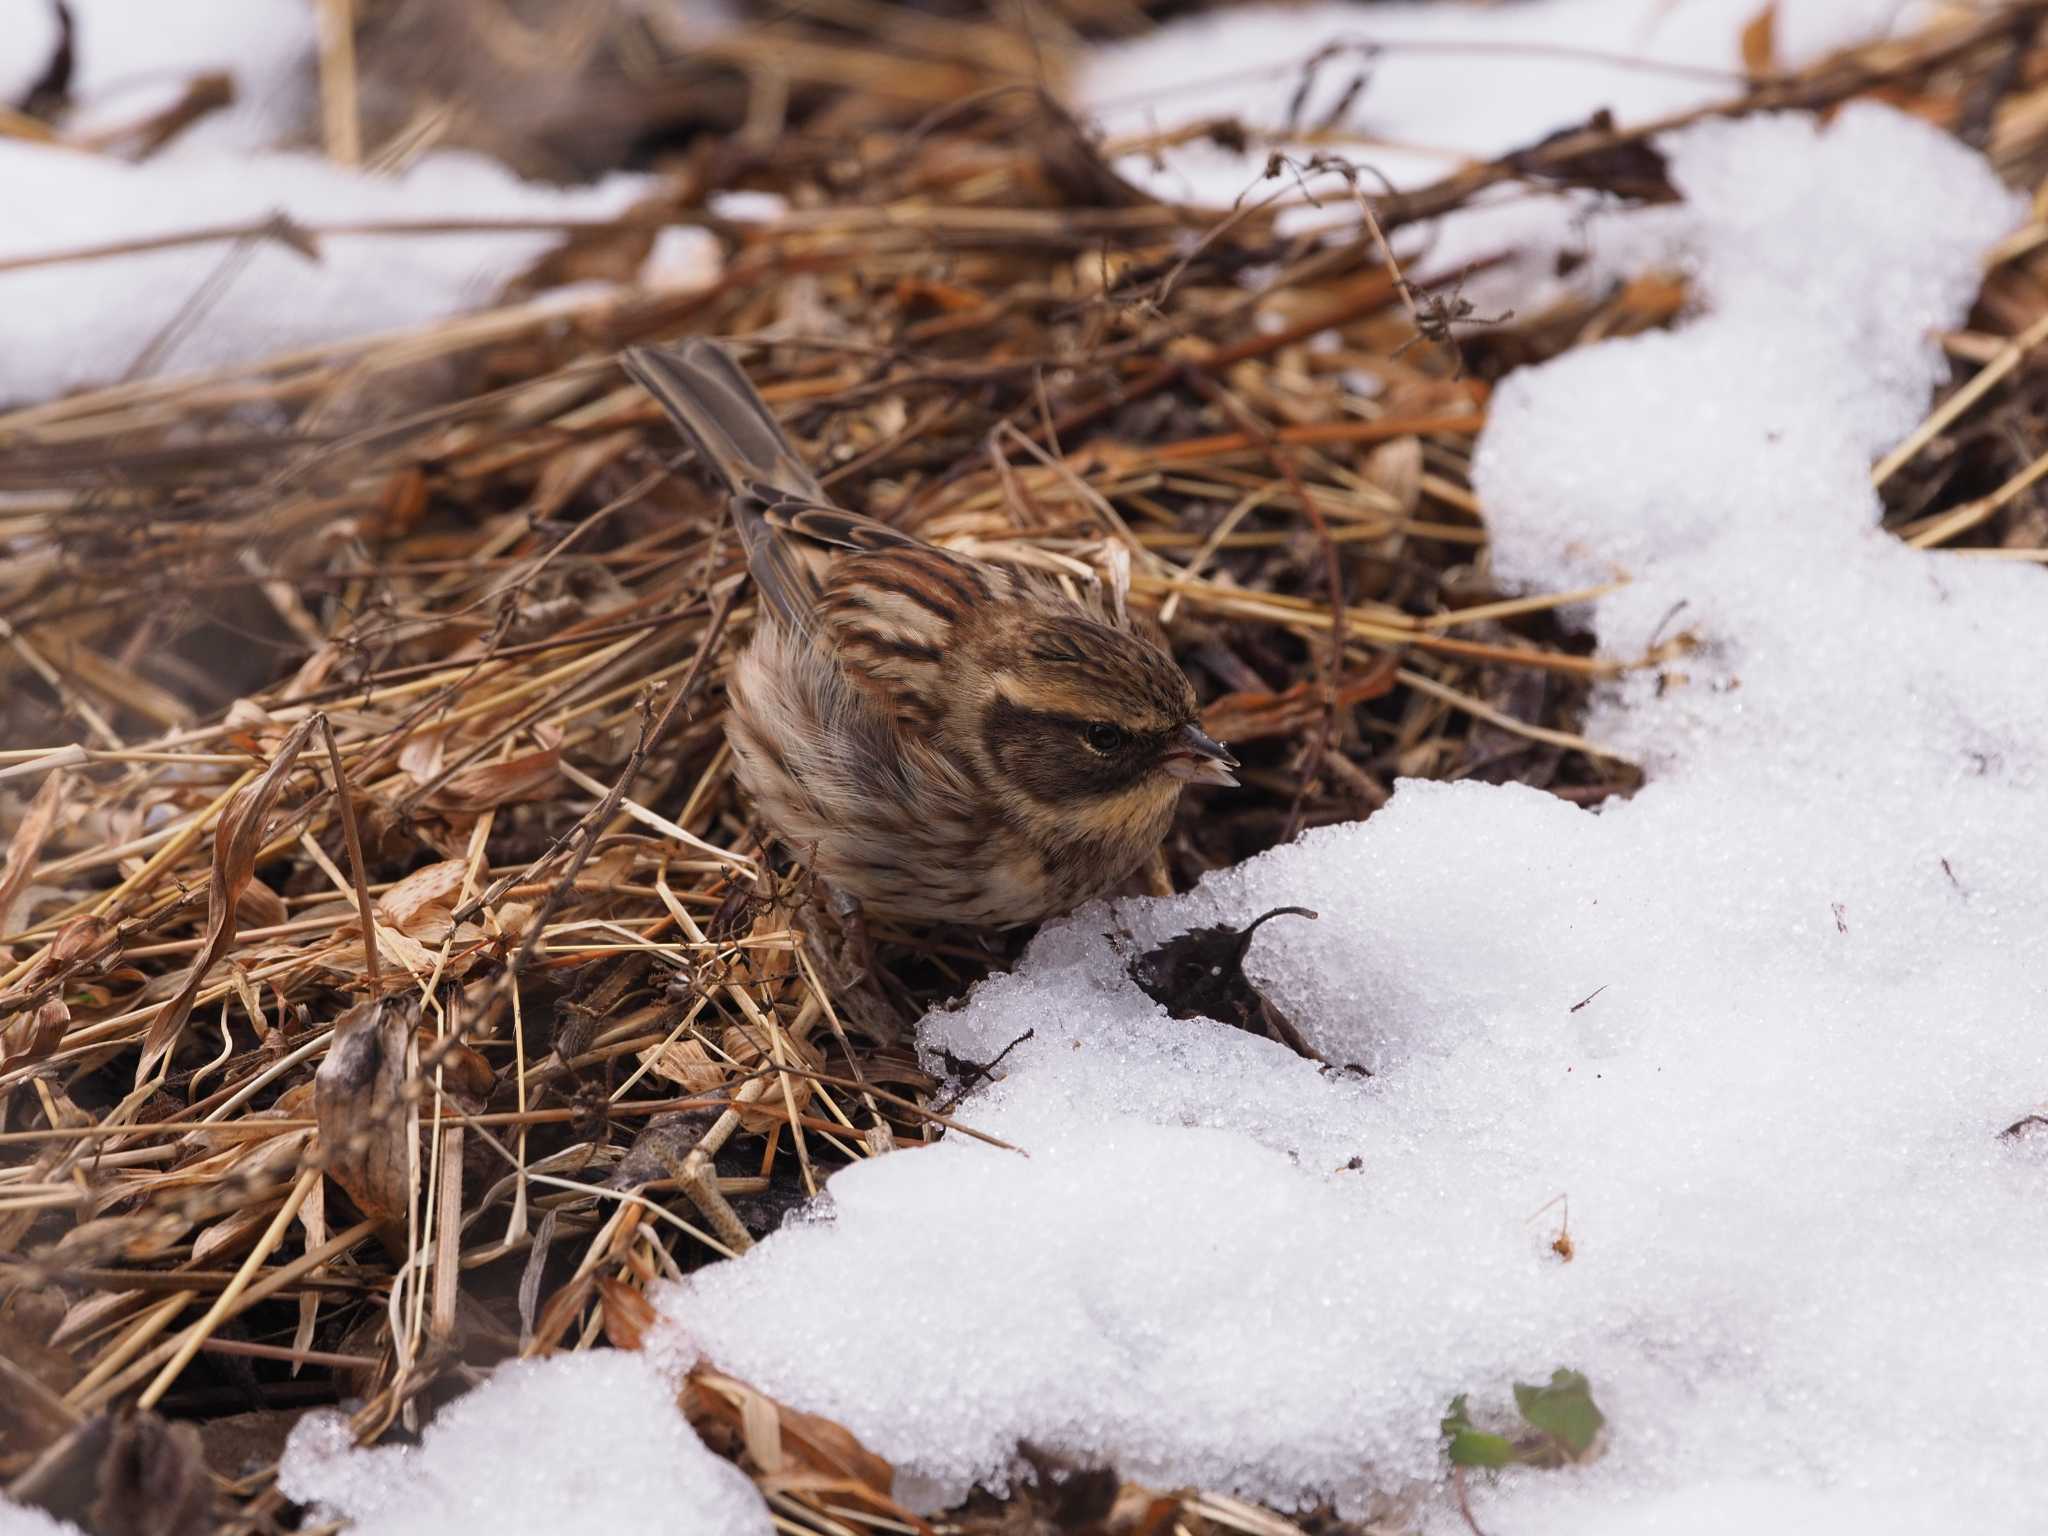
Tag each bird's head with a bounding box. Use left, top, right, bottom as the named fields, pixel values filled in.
left=980, top=618, right=1238, bottom=836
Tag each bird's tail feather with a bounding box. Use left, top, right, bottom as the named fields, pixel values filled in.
left=621, top=339, right=825, bottom=504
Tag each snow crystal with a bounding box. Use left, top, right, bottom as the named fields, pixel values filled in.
left=656, top=103, right=2047, bottom=1529
left=0, top=143, right=658, bottom=402
left=278, top=1348, right=770, bottom=1536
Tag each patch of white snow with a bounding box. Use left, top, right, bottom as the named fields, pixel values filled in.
left=277, top=1348, right=771, bottom=1536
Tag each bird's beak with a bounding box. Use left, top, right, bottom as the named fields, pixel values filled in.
left=1162, top=722, right=1239, bottom=787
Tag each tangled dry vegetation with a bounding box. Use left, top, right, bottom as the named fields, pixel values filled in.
left=5, top=2, right=2048, bottom=1531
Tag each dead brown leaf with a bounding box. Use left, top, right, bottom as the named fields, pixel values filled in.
left=684, top=1369, right=907, bottom=1522
left=1201, top=656, right=1400, bottom=745
left=363, top=465, right=429, bottom=542
left=314, top=996, right=417, bottom=1239
left=637, top=1036, right=725, bottom=1094
left=53, top=1291, right=148, bottom=1352
left=597, top=1275, right=659, bottom=1350
left=138, top=715, right=319, bottom=1083
left=312, top=858, right=492, bottom=984
left=48, top=1211, right=198, bottom=1266
left=720, top=1025, right=822, bottom=1133
left=2, top=997, right=69, bottom=1072
left=190, top=1197, right=288, bottom=1267
left=1741, top=3, right=1779, bottom=80
left=1362, top=435, right=1422, bottom=515
left=419, top=1028, right=494, bottom=1100
left=376, top=858, right=469, bottom=936
left=0, top=769, right=65, bottom=936
left=231, top=876, right=288, bottom=931
left=417, top=734, right=563, bottom=816
left=49, top=915, right=113, bottom=965
left=396, top=729, right=445, bottom=786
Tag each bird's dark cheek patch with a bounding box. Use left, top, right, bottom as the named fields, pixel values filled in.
left=984, top=698, right=1155, bottom=804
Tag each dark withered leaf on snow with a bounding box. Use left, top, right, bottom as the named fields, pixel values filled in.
left=1128, top=906, right=1342, bottom=1066
left=13, top=0, right=72, bottom=120
left=1506, top=108, right=1677, bottom=202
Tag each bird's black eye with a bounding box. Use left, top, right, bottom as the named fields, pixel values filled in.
left=1085, top=722, right=1126, bottom=754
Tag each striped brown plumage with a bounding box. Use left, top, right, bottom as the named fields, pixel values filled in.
left=623, top=339, right=1237, bottom=926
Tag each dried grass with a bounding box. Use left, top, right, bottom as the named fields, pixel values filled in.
left=4, top=3, right=2048, bottom=1531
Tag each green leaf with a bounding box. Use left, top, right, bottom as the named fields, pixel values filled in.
left=1446, top=1427, right=1519, bottom=1468
left=1441, top=1395, right=1518, bottom=1468
left=1512, top=1369, right=1605, bottom=1460
left=1441, top=1394, right=1474, bottom=1437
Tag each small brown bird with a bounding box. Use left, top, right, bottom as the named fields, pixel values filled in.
left=623, top=339, right=1237, bottom=928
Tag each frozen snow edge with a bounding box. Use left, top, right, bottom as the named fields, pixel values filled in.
left=276, top=1349, right=771, bottom=1536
